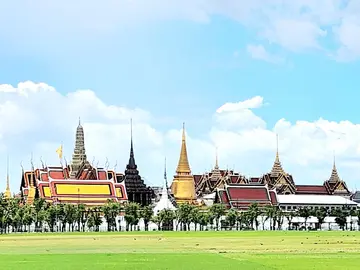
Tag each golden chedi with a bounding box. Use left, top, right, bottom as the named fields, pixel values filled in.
left=4, top=156, right=11, bottom=199
left=171, top=123, right=196, bottom=204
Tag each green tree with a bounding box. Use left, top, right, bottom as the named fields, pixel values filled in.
left=45, top=204, right=58, bottom=232
left=314, top=207, right=328, bottom=230
left=140, top=205, right=153, bottom=231
left=33, top=198, right=47, bottom=232
left=64, top=204, right=77, bottom=232
left=225, top=209, right=237, bottom=230
left=284, top=210, right=297, bottom=230
left=102, top=200, right=121, bottom=231
left=124, top=202, right=140, bottom=231
left=332, top=208, right=347, bottom=230
left=297, top=207, right=312, bottom=230
left=176, top=203, right=194, bottom=231
left=198, top=211, right=210, bottom=231
left=248, top=203, right=261, bottom=230
left=189, top=207, right=200, bottom=231
left=209, top=204, right=226, bottom=231
left=158, top=209, right=175, bottom=231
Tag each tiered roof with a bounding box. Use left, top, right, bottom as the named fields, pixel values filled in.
left=122, top=120, right=153, bottom=206
left=216, top=184, right=278, bottom=210
left=20, top=164, right=127, bottom=206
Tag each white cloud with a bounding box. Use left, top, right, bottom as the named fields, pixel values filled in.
left=1, top=0, right=359, bottom=60
left=217, top=96, right=264, bottom=113
left=1, top=81, right=360, bottom=194
left=246, top=44, right=284, bottom=64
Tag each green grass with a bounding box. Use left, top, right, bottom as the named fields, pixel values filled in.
left=1, top=231, right=360, bottom=269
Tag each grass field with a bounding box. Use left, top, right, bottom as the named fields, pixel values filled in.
left=1, top=231, right=360, bottom=269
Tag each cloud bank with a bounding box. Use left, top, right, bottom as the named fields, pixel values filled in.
left=1, top=1, right=359, bottom=61
left=1, top=81, right=360, bottom=193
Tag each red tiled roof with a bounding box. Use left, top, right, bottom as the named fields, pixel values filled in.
left=269, top=190, right=278, bottom=205
left=227, top=186, right=270, bottom=201
left=49, top=170, right=65, bottom=179
left=230, top=176, right=239, bottom=183
left=193, top=175, right=202, bottom=184
left=296, top=185, right=328, bottom=194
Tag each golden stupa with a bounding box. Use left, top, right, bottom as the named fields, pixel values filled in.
left=171, top=123, right=196, bottom=204
left=4, top=156, right=11, bottom=199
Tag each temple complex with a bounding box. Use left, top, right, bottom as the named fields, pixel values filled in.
left=19, top=120, right=128, bottom=206
left=121, top=120, right=153, bottom=206
left=195, top=135, right=351, bottom=200
left=171, top=123, right=196, bottom=204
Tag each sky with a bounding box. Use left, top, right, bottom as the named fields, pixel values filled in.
left=1, top=0, right=360, bottom=193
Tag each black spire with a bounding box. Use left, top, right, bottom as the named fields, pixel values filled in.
left=123, top=119, right=154, bottom=206
left=126, top=119, right=138, bottom=173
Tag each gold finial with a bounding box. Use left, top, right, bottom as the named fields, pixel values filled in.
left=4, top=154, right=11, bottom=199
left=176, top=122, right=191, bottom=174
left=182, top=122, right=185, bottom=141
left=215, top=146, right=219, bottom=169
left=271, top=133, right=285, bottom=175
left=275, top=133, right=280, bottom=161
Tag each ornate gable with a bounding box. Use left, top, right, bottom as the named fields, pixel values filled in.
left=323, top=159, right=350, bottom=196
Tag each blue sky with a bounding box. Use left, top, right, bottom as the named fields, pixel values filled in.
left=1, top=1, right=360, bottom=192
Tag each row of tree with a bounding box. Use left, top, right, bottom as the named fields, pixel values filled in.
left=1, top=193, right=359, bottom=233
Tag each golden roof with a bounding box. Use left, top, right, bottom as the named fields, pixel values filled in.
left=4, top=156, right=11, bottom=199
left=270, top=134, right=286, bottom=176
left=176, top=123, right=191, bottom=174
left=4, top=175, right=11, bottom=199
left=329, top=159, right=341, bottom=183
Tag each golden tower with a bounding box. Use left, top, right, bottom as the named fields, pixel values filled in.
left=4, top=155, right=11, bottom=199
left=171, top=123, right=196, bottom=204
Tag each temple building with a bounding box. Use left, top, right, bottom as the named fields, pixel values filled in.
left=70, top=118, right=89, bottom=177
left=19, top=120, right=128, bottom=206
left=195, top=150, right=247, bottom=197
left=215, top=184, right=278, bottom=210
left=247, top=136, right=351, bottom=197
left=121, top=120, right=153, bottom=206
left=171, top=123, right=196, bottom=204
left=198, top=136, right=352, bottom=209
left=153, top=158, right=177, bottom=214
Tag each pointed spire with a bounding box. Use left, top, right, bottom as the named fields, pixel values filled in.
left=162, top=157, right=168, bottom=195
left=128, top=118, right=136, bottom=168
left=71, top=117, right=88, bottom=176
left=211, top=146, right=221, bottom=178
left=164, top=157, right=167, bottom=185
left=215, top=146, right=219, bottom=170
left=329, top=152, right=341, bottom=183
left=4, top=154, right=11, bottom=199
left=176, top=122, right=191, bottom=174
left=270, top=133, right=285, bottom=176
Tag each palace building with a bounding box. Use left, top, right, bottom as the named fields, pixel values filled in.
left=195, top=137, right=351, bottom=200
left=18, top=119, right=156, bottom=206
left=19, top=120, right=128, bottom=206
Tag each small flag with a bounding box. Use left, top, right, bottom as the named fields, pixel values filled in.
left=56, top=145, right=63, bottom=159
